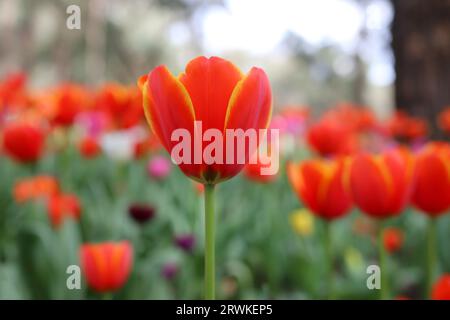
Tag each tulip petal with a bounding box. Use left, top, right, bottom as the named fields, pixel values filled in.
left=179, top=56, right=243, bottom=131
left=350, top=154, right=391, bottom=217
left=413, top=144, right=450, bottom=215
left=142, top=65, right=195, bottom=152
left=224, top=67, right=272, bottom=131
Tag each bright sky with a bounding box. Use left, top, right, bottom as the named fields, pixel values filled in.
left=198, top=0, right=394, bottom=86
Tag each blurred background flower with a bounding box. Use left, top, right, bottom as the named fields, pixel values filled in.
left=0, top=0, right=449, bottom=300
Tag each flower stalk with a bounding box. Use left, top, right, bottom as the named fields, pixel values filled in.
left=204, top=183, right=216, bottom=299
left=426, top=217, right=437, bottom=298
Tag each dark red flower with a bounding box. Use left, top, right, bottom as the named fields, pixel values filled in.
left=128, top=203, right=156, bottom=224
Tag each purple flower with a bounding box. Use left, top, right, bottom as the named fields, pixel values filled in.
left=147, top=155, right=171, bottom=180
left=174, top=234, right=196, bottom=252
left=128, top=203, right=155, bottom=224
left=161, top=263, right=178, bottom=280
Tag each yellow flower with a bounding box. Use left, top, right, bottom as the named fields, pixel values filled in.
left=289, top=208, right=314, bottom=237
left=344, top=247, right=364, bottom=274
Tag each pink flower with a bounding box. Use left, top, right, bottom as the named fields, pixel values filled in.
left=147, top=155, right=171, bottom=180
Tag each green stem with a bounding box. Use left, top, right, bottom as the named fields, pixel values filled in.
left=204, top=184, right=216, bottom=300
left=426, top=217, right=437, bottom=298
left=378, top=222, right=389, bottom=300
left=324, top=221, right=334, bottom=299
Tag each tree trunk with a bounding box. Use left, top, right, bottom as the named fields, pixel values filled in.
left=391, top=0, right=450, bottom=138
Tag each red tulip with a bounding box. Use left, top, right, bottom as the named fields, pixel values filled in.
left=46, top=84, right=91, bottom=127
left=47, top=193, right=81, bottom=228
left=412, top=142, right=450, bottom=216
left=138, top=56, right=272, bottom=184
left=432, top=274, right=450, bottom=300
left=244, top=150, right=277, bottom=183
left=438, top=107, right=450, bottom=135
left=349, top=148, right=414, bottom=219
left=80, top=241, right=133, bottom=293
left=287, top=158, right=352, bottom=220
left=386, top=111, right=428, bottom=143
left=2, top=122, right=45, bottom=163
left=383, top=227, right=404, bottom=253
left=306, top=118, right=357, bottom=157
left=79, top=136, right=101, bottom=159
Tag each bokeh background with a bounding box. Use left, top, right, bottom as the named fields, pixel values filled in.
left=0, top=0, right=449, bottom=299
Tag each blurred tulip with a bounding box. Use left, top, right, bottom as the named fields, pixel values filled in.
left=412, top=142, right=450, bottom=216
left=138, top=56, right=272, bottom=184
left=95, top=83, right=144, bottom=129
left=46, top=83, right=91, bottom=127
left=0, top=72, right=28, bottom=112
left=80, top=241, right=133, bottom=293
left=326, top=103, right=376, bottom=133
left=2, top=122, right=45, bottom=163
left=147, top=155, right=171, bottom=180
left=438, top=107, right=450, bottom=135
left=174, top=234, right=196, bottom=252
left=287, top=158, right=352, bottom=220
left=128, top=203, right=155, bottom=224
left=75, top=111, right=111, bottom=137
left=47, top=193, right=81, bottom=228
left=386, top=111, right=428, bottom=143
left=383, top=227, right=404, bottom=253
left=243, top=151, right=277, bottom=183
left=432, top=274, right=450, bottom=300
left=306, top=118, right=357, bottom=157
left=289, top=209, right=314, bottom=236
left=78, top=136, right=101, bottom=159
left=270, top=106, right=308, bottom=136
left=161, top=262, right=179, bottom=281
left=13, top=175, right=59, bottom=203
left=288, top=157, right=352, bottom=299
left=349, top=148, right=414, bottom=219
left=133, top=133, right=162, bottom=159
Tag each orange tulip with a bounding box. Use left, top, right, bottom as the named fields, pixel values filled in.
left=412, top=142, right=450, bottom=216
left=13, top=175, right=59, bottom=203
left=95, top=83, right=144, bottom=129
left=138, top=56, right=272, bottom=184
left=287, top=158, right=352, bottom=220
left=80, top=241, right=133, bottom=293
left=47, top=193, right=82, bottom=228
left=2, top=122, right=45, bottom=163
left=349, top=148, right=414, bottom=219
